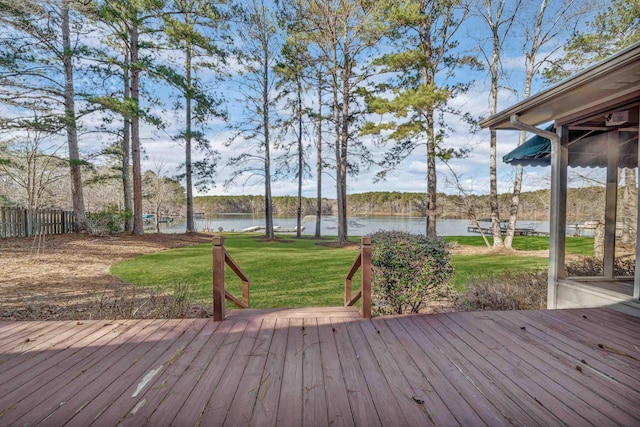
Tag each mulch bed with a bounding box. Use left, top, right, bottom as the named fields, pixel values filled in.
left=0, top=232, right=215, bottom=321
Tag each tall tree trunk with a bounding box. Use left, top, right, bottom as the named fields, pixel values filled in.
left=504, top=147, right=524, bottom=248
left=315, top=70, right=322, bottom=238
left=489, top=129, right=503, bottom=245
left=122, top=47, right=133, bottom=232
left=130, top=22, right=143, bottom=235
left=489, top=23, right=504, bottom=247
left=505, top=0, right=547, bottom=248
left=425, top=109, right=437, bottom=238
left=296, top=76, right=303, bottom=238
left=504, top=55, right=528, bottom=249
left=263, top=47, right=274, bottom=241
left=505, top=33, right=534, bottom=248
left=337, top=30, right=351, bottom=245
left=61, top=0, right=86, bottom=232
left=185, top=45, right=195, bottom=233
left=332, top=43, right=345, bottom=244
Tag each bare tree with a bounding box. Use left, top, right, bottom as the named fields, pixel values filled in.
left=0, top=120, right=69, bottom=209
left=142, top=161, right=185, bottom=233
left=503, top=0, right=587, bottom=248
left=478, top=0, right=521, bottom=247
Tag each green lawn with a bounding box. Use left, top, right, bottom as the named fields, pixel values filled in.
left=110, top=234, right=594, bottom=307
left=443, top=235, right=594, bottom=255
left=111, top=234, right=361, bottom=308
left=444, top=235, right=594, bottom=288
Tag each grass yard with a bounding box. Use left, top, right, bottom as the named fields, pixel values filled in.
left=111, top=234, right=361, bottom=308
left=110, top=234, right=594, bottom=308
left=443, top=235, right=594, bottom=255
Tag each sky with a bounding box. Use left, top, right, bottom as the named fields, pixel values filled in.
left=24, top=0, right=598, bottom=200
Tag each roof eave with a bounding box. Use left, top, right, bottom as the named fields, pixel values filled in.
left=480, top=42, right=640, bottom=130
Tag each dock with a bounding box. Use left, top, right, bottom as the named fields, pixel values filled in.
left=467, top=226, right=549, bottom=236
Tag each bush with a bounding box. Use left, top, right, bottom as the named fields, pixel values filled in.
left=371, top=231, right=454, bottom=315
left=455, top=270, right=547, bottom=312
left=86, top=206, right=131, bottom=235
left=566, top=256, right=635, bottom=277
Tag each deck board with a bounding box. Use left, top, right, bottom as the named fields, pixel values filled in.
left=1, top=308, right=639, bottom=426
left=516, top=310, right=640, bottom=387
left=165, top=318, right=250, bottom=426
left=401, top=315, right=506, bottom=426
left=492, top=311, right=640, bottom=420
left=412, top=314, right=561, bottom=426
left=365, top=318, right=457, bottom=426
left=301, top=318, right=329, bottom=427
left=436, top=313, right=597, bottom=426
left=446, top=312, right=636, bottom=426
left=316, top=317, right=354, bottom=427
left=0, top=319, right=108, bottom=383
left=251, top=317, right=289, bottom=427
left=275, top=317, right=304, bottom=426
left=331, top=317, right=382, bottom=427
left=540, top=310, right=640, bottom=361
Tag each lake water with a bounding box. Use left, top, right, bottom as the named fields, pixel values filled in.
left=160, top=214, right=551, bottom=237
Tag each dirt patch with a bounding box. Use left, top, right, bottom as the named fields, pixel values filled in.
left=0, top=232, right=215, bottom=321
left=315, top=241, right=360, bottom=249
left=449, top=244, right=549, bottom=257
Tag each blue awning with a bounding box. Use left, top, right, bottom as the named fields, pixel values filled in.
left=502, top=125, right=553, bottom=167
left=503, top=125, right=638, bottom=168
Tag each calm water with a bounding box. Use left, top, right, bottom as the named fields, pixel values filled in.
left=160, top=214, right=551, bottom=237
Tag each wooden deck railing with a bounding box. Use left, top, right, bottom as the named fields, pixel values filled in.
left=345, top=236, right=372, bottom=318
left=213, top=236, right=250, bottom=321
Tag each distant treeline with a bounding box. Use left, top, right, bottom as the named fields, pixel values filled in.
left=194, top=187, right=611, bottom=221
left=194, top=195, right=334, bottom=217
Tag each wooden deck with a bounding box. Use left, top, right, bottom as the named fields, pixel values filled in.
left=1, top=307, right=639, bottom=426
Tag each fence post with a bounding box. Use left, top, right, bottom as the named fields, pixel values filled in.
left=361, top=236, right=372, bottom=319
left=213, top=235, right=226, bottom=321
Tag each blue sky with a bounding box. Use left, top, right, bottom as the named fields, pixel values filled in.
left=82, top=0, right=597, bottom=199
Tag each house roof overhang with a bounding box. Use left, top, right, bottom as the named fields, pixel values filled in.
left=480, top=42, right=640, bottom=130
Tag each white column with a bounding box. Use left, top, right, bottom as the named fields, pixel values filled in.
left=548, top=124, right=568, bottom=309
left=604, top=130, right=619, bottom=278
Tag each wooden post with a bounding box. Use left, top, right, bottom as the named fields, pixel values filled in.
left=361, top=236, right=372, bottom=319
left=213, top=236, right=226, bottom=321
left=345, top=275, right=352, bottom=306
left=242, top=279, right=250, bottom=307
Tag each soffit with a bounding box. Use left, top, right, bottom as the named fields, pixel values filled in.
left=480, top=42, right=640, bottom=130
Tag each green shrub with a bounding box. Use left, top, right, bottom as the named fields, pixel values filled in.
left=86, top=206, right=131, bottom=235
left=455, top=270, right=547, bottom=312
left=371, top=231, right=454, bottom=314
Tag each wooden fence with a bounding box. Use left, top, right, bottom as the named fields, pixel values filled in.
left=0, top=207, right=76, bottom=238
